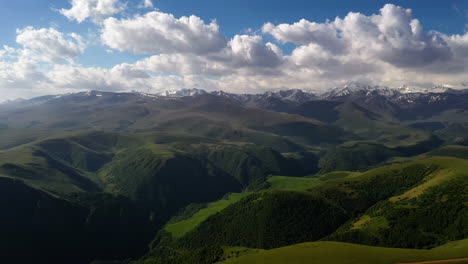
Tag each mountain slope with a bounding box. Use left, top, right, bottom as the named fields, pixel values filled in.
left=148, top=157, right=467, bottom=258
left=218, top=240, right=468, bottom=264
left=0, top=92, right=350, bottom=150
left=0, top=177, right=158, bottom=264
left=1, top=88, right=468, bottom=264
left=329, top=158, right=468, bottom=248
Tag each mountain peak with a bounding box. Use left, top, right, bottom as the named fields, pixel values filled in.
left=324, top=82, right=392, bottom=98
left=263, top=89, right=316, bottom=103
left=343, top=82, right=376, bottom=91
left=158, top=88, right=208, bottom=97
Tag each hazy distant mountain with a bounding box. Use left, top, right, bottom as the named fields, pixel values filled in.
left=0, top=95, right=56, bottom=111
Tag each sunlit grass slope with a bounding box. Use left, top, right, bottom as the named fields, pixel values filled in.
left=163, top=172, right=359, bottom=239
left=165, top=193, right=250, bottom=239
left=219, top=239, right=468, bottom=264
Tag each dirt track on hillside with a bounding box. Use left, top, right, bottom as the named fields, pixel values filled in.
left=394, top=258, right=468, bottom=264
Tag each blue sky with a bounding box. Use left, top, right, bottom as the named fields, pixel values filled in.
left=0, top=0, right=467, bottom=99
left=1, top=0, right=467, bottom=68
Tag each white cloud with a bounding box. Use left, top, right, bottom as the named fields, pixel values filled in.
left=444, top=33, right=468, bottom=58
left=2, top=3, right=468, bottom=99
left=139, top=0, right=153, bottom=9
left=101, top=11, right=227, bottom=54
left=262, top=19, right=346, bottom=54
left=44, top=63, right=217, bottom=94
left=16, top=27, right=86, bottom=63
left=130, top=34, right=283, bottom=76
left=112, top=63, right=150, bottom=79
left=265, top=4, right=453, bottom=68
left=0, top=46, right=17, bottom=60
left=0, top=55, right=46, bottom=92
left=59, top=0, right=125, bottom=23
left=228, top=35, right=283, bottom=68
left=135, top=53, right=231, bottom=75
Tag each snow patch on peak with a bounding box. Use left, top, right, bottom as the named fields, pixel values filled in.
left=324, top=82, right=396, bottom=98
left=264, top=89, right=316, bottom=103
left=158, top=88, right=207, bottom=97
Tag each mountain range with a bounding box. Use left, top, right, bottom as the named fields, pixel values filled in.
left=0, top=83, right=467, bottom=264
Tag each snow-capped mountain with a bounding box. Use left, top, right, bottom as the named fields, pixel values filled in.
left=1, top=84, right=468, bottom=131
left=124, top=81, right=468, bottom=107
left=159, top=88, right=316, bottom=104
left=321, top=82, right=398, bottom=98
left=158, top=88, right=208, bottom=97
left=263, top=89, right=317, bottom=103
left=4, top=83, right=468, bottom=115
left=395, top=84, right=464, bottom=94
left=210, top=89, right=318, bottom=111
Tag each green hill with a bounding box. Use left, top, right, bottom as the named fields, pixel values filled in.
left=176, top=190, right=349, bottom=249
left=168, top=160, right=437, bottom=248
left=0, top=93, right=350, bottom=151
left=0, top=177, right=158, bottom=264
left=165, top=193, right=250, bottom=239
left=145, top=157, right=467, bottom=263
left=318, top=136, right=443, bottom=173
left=428, top=145, right=468, bottom=160
left=2, top=92, right=468, bottom=264
left=329, top=157, right=468, bottom=248
left=0, top=129, right=322, bottom=264
left=218, top=240, right=468, bottom=264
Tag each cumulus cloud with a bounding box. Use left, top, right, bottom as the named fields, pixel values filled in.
left=16, top=27, right=86, bottom=63
left=444, top=33, right=468, bottom=58
left=2, top=3, right=468, bottom=99
left=0, top=49, right=46, bottom=93
left=265, top=4, right=454, bottom=69
left=0, top=28, right=87, bottom=97
left=44, top=63, right=216, bottom=94
left=0, top=46, right=18, bottom=60
left=101, top=11, right=227, bottom=54
left=348, top=4, right=451, bottom=67
left=134, top=53, right=230, bottom=76
left=130, top=34, right=283, bottom=77
left=59, top=0, right=125, bottom=23
left=262, top=19, right=346, bottom=54
left=112, top=63, right=150, bottom=79
left=228, top=35, right=283, bottom=68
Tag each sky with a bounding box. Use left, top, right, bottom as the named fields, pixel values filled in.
left=0, top=0, right=468, bottom=99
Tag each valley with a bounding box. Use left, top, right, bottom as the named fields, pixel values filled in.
left=0, top=86, right=467, bottom=264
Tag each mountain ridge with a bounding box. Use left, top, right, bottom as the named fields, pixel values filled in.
left=4, top=82, right=468, bottom=110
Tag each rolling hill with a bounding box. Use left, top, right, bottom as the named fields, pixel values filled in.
left=218, top=239, right=468, bottom=264
left=137, top=157, right=467, bottom=264
left=1, top=89, right=468, bottom=264
left=0, top=92, right=351, bottom=150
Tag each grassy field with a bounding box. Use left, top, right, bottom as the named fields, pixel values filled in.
left=166, top=156, right=467, bottom=243
left=219, top=240, right=468, bottom=264
left=164, top=172, right=355, bottom=238
left=0, top=145, right=98, bottom=194
left=389, top=157, right=468, bottom=202
left=165, top=192, right=250, bottom=238
left=267, top=170, right=361, bottom=192
left=267, top=176, right=323, bottom=191
left=0, top=128, right=53, bottom=150
left=164, top=175, right=324, bottom=239
left=428, top=145, right=468, bottom=160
